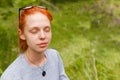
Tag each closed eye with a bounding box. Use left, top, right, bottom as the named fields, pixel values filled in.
left=44, top=26, right=51, bottom=32
left=29, top=28, right=39, bottom=34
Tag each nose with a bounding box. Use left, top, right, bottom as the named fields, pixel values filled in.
left=39, top=30, right=45, bottom=40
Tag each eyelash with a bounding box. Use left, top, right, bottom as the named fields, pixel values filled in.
left=44, top=27, right=50, bottom=32
left=30, top=29, right=38, bottom=34
left=30, top=27, right=50, bottom=34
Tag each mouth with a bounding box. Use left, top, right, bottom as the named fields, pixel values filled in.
left=37, top=42, right=48, bottom=48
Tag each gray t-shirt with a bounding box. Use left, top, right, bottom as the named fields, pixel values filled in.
left=0, top=49, right=69, bottom=80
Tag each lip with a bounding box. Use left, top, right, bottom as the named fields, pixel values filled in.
left=37, top=42, right=48, bottom=48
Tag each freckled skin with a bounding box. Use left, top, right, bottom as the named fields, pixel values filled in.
left=20, top=12, right=52, bottom=54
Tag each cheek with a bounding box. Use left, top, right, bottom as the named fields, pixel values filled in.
left=25, top=36, right=37, bottom=48
left=47, top=32, right=52, bottom=39
left=25, top=34, right=37, bottom=43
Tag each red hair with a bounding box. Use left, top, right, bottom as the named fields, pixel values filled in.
left=19, top=6, right=53, bottom=52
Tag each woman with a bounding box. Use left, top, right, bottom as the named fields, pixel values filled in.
left=0, top=6, right=69, bottom=80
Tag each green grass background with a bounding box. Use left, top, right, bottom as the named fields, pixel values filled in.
left=0, top=0, right=120, bottom=80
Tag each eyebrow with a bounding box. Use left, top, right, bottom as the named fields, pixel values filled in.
left=29, top=25, right=51, bottom=29
left=29, top=27, right=39, bottom=31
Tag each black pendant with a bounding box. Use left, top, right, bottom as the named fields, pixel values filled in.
left=42, top=71, right=46, bottom=77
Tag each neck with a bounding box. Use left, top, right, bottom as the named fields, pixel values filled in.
left=25, top=48, right=46, bottom=67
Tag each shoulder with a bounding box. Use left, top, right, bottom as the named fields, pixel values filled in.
left=46, top=48, right=58, bottom=52
left=45, top=48, right=61, bottom=60
left=46, top=48, right=59, bottom=53
left=5, top=54, right=24, bottom=70
left=0, top=54, right=24, bottom=80
left=46, top=48, right=59, bottom=55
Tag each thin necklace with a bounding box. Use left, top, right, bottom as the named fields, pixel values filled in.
left=25, top=49, right=46, bottom=77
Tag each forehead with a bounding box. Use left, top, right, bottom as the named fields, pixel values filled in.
left=25, top=12, right=50, bottom=28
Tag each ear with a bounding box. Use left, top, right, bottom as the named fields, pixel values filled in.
left=18, top=29, right=26, bottom=40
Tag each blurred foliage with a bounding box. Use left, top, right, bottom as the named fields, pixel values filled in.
left=0, top=0, right=120, bottom=80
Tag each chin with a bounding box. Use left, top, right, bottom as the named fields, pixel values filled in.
left=37, top=47, right=47, bottom=53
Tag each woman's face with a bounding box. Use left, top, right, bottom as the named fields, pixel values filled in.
left=20, top=12, right=52, bottom=53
